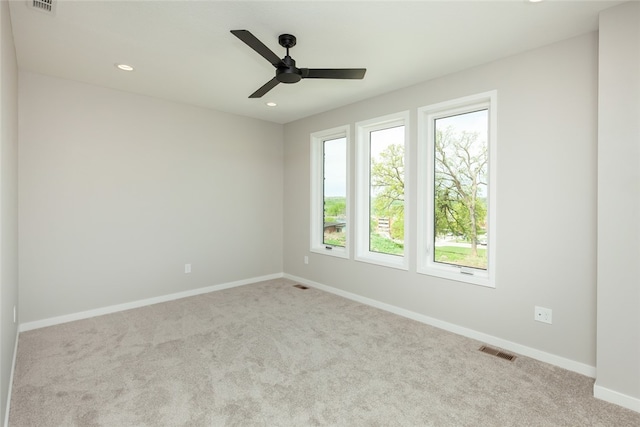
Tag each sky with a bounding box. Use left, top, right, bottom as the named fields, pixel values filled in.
left=435, top=109, right=488, bottom=144
left=323, top=137, right=347, bottom=197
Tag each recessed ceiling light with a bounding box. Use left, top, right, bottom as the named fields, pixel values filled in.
left=528, top=0, right=544, bottom=3
left=115, top=63, right=134, bottom=71
left=266, top=102, right=277, bottom=107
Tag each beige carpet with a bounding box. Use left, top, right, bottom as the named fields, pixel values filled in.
left=9, top=278, right=640, bottom=426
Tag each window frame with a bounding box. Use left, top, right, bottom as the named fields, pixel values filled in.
left=417, top=91, right=497, bottom=287
left=310, top=125, right=350, bottom=259
left=355, top=111, right=410, bottom=270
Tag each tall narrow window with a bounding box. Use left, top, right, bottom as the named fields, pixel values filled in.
left=356, top=112, right=410, bottom=270
left=311, top=126, right=349, bottom=258
left=323, top=137, right=347, bottom=247
left=369, top=126, right=405, bottom=255
left=434, top=110, right=488, bottom=269
left=418, top=92, right=496, bottom=287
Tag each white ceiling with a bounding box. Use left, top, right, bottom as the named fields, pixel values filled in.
left=8, top=0, right=623, bottom=124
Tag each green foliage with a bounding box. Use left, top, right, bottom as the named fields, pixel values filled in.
left=435, top=192, right=487, bottom=240
left=323, top=197, right=347, bottom=247
left=434, top=246, right=487, bottom=269
left=324, top=197, right=346, bottom=217
left=370, top=144, right=405, bottom=245
left=369, top=233, right=404, bottom=255
left=390, top=216, right=404, bottom=241
left=371, top=144, right=405, bottom=214
left=324, top=232, right=346, bottom=247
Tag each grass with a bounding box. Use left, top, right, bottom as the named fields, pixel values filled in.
left=370, top=233, right=404, bottom=255
left=324, top=232, right=346, bottom=247
left=326, top=234, right=486, bottom=268
left=324, top=233, right=404, bottom=255
left=435, top=245, right=487, bottom=269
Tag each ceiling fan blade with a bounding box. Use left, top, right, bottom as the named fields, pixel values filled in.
left=301, top=68, right=367, bottom=79
left=249, top=77, right=280, bottom=98
left=231, top=30, right=284, bottom=68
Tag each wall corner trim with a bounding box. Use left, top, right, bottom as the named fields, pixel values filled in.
left=3, top=330, right=19, bottom=427
left=594, top=382, right=640, bottom=414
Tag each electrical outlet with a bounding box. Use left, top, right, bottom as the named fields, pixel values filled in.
left=185, top=264, right=191, bottom=274
left=534, top=306, right=552, bottom=324
left=304, top=256, right=309, bottom=265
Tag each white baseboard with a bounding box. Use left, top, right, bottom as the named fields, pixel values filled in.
left=284, top=273, right=597, bottom=378
left=594, top=382, right=640, bottom=413
left=4, top=330, right=19, bottom=427
left=19, top=273, right=284, bottom=332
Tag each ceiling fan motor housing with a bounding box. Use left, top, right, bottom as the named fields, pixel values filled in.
left=276, top=56, right=302, bottom=83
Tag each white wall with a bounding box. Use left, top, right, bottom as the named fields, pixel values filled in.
left=18, top=72, right=284, bottom=323
left=0, top=0, right=19, bottom=422
left=284, top=33, right=598, bottom=370
left=596, top=2, right=640, bottom=411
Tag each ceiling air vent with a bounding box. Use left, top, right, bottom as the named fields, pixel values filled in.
left=28, top=0, right=56, bottom=15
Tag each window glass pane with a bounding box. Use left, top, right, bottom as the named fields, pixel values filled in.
left=433, top=109, right=488, bottom=269
left=323, top=137, right=347, bottom=247
left=369, top=126, right=405, bottom=256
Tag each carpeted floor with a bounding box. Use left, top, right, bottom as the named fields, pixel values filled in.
left=9, top=278, right=640, bottom=426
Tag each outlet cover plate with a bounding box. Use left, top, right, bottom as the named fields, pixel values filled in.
left=534, top=306, right=552, bottom=324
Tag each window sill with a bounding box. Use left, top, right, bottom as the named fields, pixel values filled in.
left=417, top=265, right=494, bottom=288
left=355, top=252, right=408, bottom=271
left=311, top=245, right=349, bottom=259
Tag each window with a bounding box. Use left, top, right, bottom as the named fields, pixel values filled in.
left=310, top=126, right=350, bottom=258
left=417, top=92, right=496, bottom=287
left=356, top=112, right=410, bottom=269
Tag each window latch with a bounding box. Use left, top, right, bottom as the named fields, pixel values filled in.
left=460, top=267, right=475, bottom=275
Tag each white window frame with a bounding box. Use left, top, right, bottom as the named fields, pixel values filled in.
left=417, top=91, right=497, bottom=287
left=355, top=111, right=410, bottom=270
left=310, top=125, right=350, bottom=259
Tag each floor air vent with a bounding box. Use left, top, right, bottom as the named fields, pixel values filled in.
left=479, top=345, right=516, bottom=362
left=293, top=284, right=309, bottom=290
left=28, top=0, right=56, bottom=15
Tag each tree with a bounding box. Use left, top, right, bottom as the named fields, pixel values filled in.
left=371, top=144, right=404, bottom=240
left=435, top=187, right=465, bottom=237
left=435, top=126, right=487, bottom=256
left=324, top=197, right=346, bottom=219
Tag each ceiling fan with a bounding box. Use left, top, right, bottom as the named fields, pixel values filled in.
left=231, top=30, right=367, bottom=98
